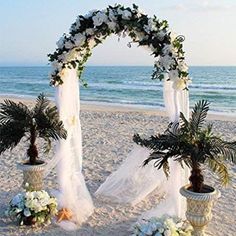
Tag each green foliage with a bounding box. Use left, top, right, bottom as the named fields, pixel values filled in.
left=134, top=100, right=236, bottom=189
left=0, top=94, right=67, bottom=164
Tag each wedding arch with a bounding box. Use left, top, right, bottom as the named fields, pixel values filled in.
left=47, top=4, right=190, bottom=229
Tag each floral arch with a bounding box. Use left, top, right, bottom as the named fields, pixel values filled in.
left=47, top=4, right=190, bottom=229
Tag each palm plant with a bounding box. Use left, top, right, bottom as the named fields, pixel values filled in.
left=0, top=94, right=67, bottom=165
left=133, top=100, right=236, bottom=193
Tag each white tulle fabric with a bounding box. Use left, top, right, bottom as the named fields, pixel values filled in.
left=95, top=79, right=190, bottom=219
left=46, top=69, right=94, bottom=230
left=45, top=68, right=189, bottom=230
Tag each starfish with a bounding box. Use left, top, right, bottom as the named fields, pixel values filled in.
left=56, top=208, right=73, bottom=222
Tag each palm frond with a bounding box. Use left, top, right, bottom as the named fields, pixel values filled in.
left=210, top=138, right=236, bottom=163
left=0, top=121, right=25, bottom=154
left=36, top=106, right=67, bottom=141
left=190, top=100, right=209, bottom=133
left=207, top=158, right=230, bottom=186
left=0, top=100, right=31, bottom=125
left=33, top=93, right=50, bottom=116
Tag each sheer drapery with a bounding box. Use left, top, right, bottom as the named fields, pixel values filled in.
left=95, top=79, right=189, bottom=218
left=48, top=68, right=94, bottom=230
left=141, top=79, right=189, bottom=219
left=46, top=68, right=189, bottom=229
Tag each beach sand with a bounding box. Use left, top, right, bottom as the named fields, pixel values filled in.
left=0, top=97, right=235, bottom=236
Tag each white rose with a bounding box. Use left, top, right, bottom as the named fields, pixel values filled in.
left=144, top=18, right=157, bottom=33
left=122, top=10, right=132, bottom=20
left=134, top=31, right=146, bottom=41
left=56, top=36, right=66, bottom=49
left=157, top=30, right=166, bottom=41
left=51, top=61, right=62, bottom=71
left=73, top=33, right=86, bottom=46
left=107, top=21, right=117, bottom=31
left=64, top=40, right=74, bottom=49
left=92, top=12, right=108, bottom=26
left=168, top=69, right=179, bottom=81
left=108, top=10, right=117, bottom=21
left=158, top=55, right=174, bottom=69
left=85, top=28, right=94, bottom=36
left=178, top=61, right=188, bottom=72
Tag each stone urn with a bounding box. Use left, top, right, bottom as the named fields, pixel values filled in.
left=180, top=184, right=221, bottom=236
left=18, top=162, right=47, bottom=191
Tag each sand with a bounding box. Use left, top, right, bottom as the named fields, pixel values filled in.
left=0, top=98, right=235, bottom=236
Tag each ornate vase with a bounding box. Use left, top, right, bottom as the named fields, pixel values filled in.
left=18, top=162, right=47, bottom=191
left=180, top=184, right=220, bottom=236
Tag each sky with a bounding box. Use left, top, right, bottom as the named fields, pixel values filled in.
left=0, top=0, right=236, bottom=66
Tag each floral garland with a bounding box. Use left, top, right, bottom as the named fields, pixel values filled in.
left=48, top=4, right=190, bottom=90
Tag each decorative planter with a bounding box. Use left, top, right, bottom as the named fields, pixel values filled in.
left=17, top=162, right=47, bottom=191
left=180, top=184, right=221, bottom=236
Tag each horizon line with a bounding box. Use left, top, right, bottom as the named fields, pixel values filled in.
left=0, top=65, right=236, bottom=67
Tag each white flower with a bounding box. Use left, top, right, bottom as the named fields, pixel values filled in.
left=73, top=33, right=86, bottom=46
left=92, top=11, right=108, bottom=26
left=23, top=208, right=31, bottom=217
left=56, top=36, right=66, bottom=49
left=168, top=69, right=179, bottom=81
left=84, top=9, right=97, bottom=19
left=108, top=10, right=117, bottom=21
left=157, top=30, right=166, bottom=41
left=178, top=61, right=188, bottom=72
left=144, top=18, right=157, bottom=33
left=107, top=21, right=117, bottom=31
left=158, top=55, right=174, bottom=69
left=122, top=10, right=132, bottom=20
left=134, top=31, right=146, bottom=41
left=64, top=40, right=74, bottom=49
left=51, top=61, right=62, bottom=70
left=85, top=28, right=94, bottom=36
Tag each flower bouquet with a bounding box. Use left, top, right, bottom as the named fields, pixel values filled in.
left=6, top=190, right=58, bottom=226
left=132, top=215, right=192, bottom=236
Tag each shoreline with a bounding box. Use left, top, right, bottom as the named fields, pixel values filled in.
left=0, top=95, right=235, bottom=122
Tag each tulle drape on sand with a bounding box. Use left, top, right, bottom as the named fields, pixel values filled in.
left=44, top=69, right=94, bottom=230
left=95, top=79, right=190, bottom=218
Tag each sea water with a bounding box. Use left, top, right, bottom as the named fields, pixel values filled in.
left=0, top=66, right=235, bottom=114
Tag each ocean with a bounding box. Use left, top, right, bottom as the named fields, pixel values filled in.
left=0, top=66, right=235, bottom=114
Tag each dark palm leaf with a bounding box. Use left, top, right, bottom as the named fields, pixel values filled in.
left=0, top=100, right=31, bottom=125
left=190, top=100, right=209, bottom=133
left=134, top=100, right=236, bottom=192
left=33, top=93, right=50, bottom=116
left=0, top=120, right=26, bottom=154
left=36, top=106, right=67, bottom=140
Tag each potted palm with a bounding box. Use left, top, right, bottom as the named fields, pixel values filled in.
left=0, top=94, right=67, bottom=191
left=133, top=100, right=236, bottom=236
